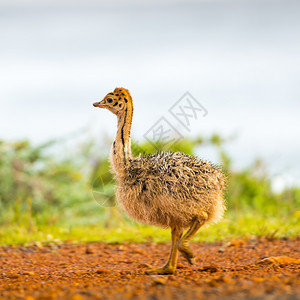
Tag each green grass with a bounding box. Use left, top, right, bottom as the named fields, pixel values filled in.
left=1, top=211, right=299, bottom=246
left=0, top=137, right=299, bottom=246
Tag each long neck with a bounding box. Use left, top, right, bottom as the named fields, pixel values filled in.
left=110, top=105, right=133, bottom=177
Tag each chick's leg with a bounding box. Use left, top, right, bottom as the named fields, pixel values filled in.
left=177, top=211, right=208, bottom=265
left=146, top=227, right=183, bottom=275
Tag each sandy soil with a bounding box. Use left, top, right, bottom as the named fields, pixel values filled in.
left=0, top=237, right=299, bottom=299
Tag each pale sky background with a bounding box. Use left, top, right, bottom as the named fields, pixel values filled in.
left=0, top=0, right=300, bottom=190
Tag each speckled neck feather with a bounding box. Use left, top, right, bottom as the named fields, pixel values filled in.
left=110, top=88, right=133, bottom=177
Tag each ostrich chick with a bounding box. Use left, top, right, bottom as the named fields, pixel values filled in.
left=93, top=88, right=226, bottom=275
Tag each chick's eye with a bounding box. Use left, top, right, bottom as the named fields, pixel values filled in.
left=107, top=98, right=113, bottom=103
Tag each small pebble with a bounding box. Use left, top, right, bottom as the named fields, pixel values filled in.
left=95, top=269, right=109, bottom=274
left=23, top=271, right=35, bottom=276
left=138, top=263, right=152, bottom=268
left=167, top=275, right=176, bottom=281
left=150, top=275, right=167, bottom=285
left=85, top=245, right=94, bottom=254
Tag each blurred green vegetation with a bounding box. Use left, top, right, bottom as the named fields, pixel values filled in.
left=0, top=135, right=299, bottom=245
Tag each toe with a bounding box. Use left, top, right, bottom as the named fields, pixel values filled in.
left=179, top=248, right=195, bottom=265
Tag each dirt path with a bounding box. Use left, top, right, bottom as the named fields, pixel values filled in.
left=0, top=237, right=299, bottom=299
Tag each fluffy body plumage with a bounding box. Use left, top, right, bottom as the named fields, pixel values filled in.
left=118, top=152, right=226, bottom=229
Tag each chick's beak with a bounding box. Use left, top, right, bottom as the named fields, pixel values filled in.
left=93, top=101, right=105, bottom=108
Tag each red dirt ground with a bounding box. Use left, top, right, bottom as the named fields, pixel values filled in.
left=0, top=237, right=299, bottom=299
